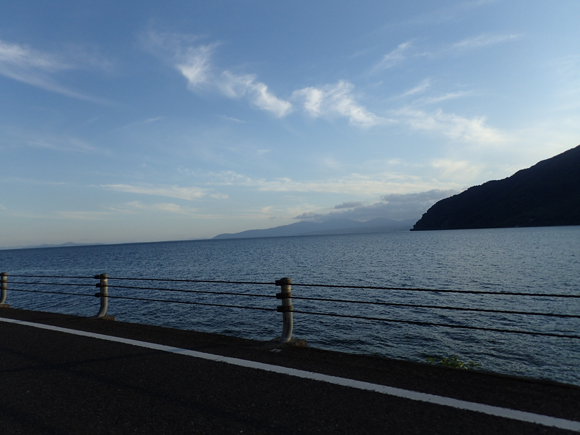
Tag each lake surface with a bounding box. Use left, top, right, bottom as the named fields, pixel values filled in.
left=2, top=226, right=579, bottom=385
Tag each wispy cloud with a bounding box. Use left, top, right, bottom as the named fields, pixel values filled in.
left=400, top=79, right=432, bottom=97
left=373, top=41, right=413, bottom=71
left=397, top=108, right=507, bottom=144
left=101, top=184, right=213, bottom=201
left=209, top=170, right=457, bottom=196
left=124, top=201, right=195, bottom=214
left=55, top=211, right=111, bottom=220
left=0, top=39, right=111, bottom=103
left=382, top=0, right=498, bottom=29
left=431, top=159, right=484, bottom=180
left=448, top=33, right=522, bottom=53
left=292, top=81, right=390, bottom=127
left=26, top=136, right=100, bottom=153
left=1, top=128, right=104, bottom=154
left=219, top=71, right=292, bottom=117
left=373, top=33, right=520, bottom=73
left=145, top=32, right=292, bottom=117
left=176, top=46, right=215, bottom=88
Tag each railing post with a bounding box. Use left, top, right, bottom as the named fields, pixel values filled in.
left=276, top=277, right=293, bottom=343
left=0, top=272, right=8, bottom=306
left=94, top=273, right=108, bottom=318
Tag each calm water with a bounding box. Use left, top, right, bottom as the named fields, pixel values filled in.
left=2, top=226, right=579, bottom=385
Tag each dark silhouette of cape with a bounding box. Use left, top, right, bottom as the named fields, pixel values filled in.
left=412, top=145, right=580, bottom=231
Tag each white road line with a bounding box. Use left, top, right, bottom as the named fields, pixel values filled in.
left=2, top=316, right=579, bottom=432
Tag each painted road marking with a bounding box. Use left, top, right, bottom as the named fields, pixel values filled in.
left=2, top=316, right=579, bottom=432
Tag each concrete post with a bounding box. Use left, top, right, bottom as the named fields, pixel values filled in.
left=95, top=274, right=109, bottom=318
left=276, top=277, right=293, bottom=343
left=1, top=272, right=7, bottom=305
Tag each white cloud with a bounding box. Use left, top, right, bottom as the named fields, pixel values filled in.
left=293, top=81, right=389, bottom=127
left=373, top=41, right=413, bottom=71
left=176, top=44, right=215, bottom=89
left=449, top=33, right=522, bottom=53
left=26, top=136, right=99, bottom=153
left=209, top=170, right=458, bottom=196
left=431, top=159, right=484, bottom=180
left=397, top=108, right=507, bottom=144
left=101, top=184, right=212, bottom=201
left=373, top=33, right=520, bottom=74
left=400, top=79, right=432, bottom=97
left=0, top=38, right=110, bottom=103
left=125, top=201, right=191, bottom=213
left=145, top=32, right=292, bottom=117
left=219, top=71, right=292, bottom=117
left=55, top=211, right=111, bottom=220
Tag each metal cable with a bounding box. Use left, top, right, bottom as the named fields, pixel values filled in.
left=292, top=295, right=580, bottom=319
left=104, top=284, right=274, bottom=298
left=291, top=310, right=580, bottom=339
left=6, top=274, right=578, bottom=297
left=7, top=288, right=96, bottom=298
left=9, top=274, right=95, bottom=279
left=290, top=283, right=580, bottom=298
left=8, top=288, right=578, bottom=338
left=5, top=288, right=274, bottom=312
left=7, top=281, right=95, bottom=287
left=100, top=294, right=274, bottom=312
left=108, top=276, right=274, bottom=286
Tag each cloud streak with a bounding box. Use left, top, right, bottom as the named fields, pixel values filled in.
left=209, top=170, right=459, bottom=196
left=146, top=32, right=292, bottom=118
left=397, top=108, right=507, bottom=144
left=292, top=81, right=389, bottom=127
left=101, top=184, right=213, bottom=201
left=0, top=39, right=110, bottom=103
left=219, top=71, right=292, bottom=117
left=373, top=41, right=413, bottom=71
left=373, top=33, right=521, bottom=73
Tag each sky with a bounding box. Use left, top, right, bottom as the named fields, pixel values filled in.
left=1, top=0, right=580, bottom=248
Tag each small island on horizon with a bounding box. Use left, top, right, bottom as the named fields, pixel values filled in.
left=412, top=144, right=580, bottom=231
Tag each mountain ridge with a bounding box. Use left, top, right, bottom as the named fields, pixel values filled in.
left=412, top=145, right=580, bottom=231
left=213, top=218, right=415, bottom=240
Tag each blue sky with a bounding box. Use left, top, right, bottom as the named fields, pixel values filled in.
left=1, top=0, right=579, bottom=247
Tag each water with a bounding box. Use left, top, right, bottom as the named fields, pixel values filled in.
left=2, top=226, right=579, bottom=385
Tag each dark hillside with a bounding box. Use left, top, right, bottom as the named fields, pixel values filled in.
left=412, top=145, right=580, bottom=230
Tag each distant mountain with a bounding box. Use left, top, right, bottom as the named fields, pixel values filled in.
left=213, top=218, right=415, bottom=240
left=412, top=145, right=580, bottom=231
left=2, top=242, right=104, bottom=251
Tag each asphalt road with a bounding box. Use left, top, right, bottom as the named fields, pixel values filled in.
left=1, top=308, right=579, bottom=434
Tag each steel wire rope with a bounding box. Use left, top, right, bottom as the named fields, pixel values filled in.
left=7, top=281, right=96, bottom=287
left=6, top=289, right=578, bottom=338
left=7, top=288, right=98, bottom=298
left=290, top=309, right=580, bottom=339
left=291, top=295, right=580, bottom=319
left=9, top=274, right=96, bottom=279
left=95, top=294, right=274, bottom=312
left=5, top=288, right=274, bottom=312
left=290, top=283, right=580, bottom=298
left=6, top=275, right=579, bottom=297
left=107, top=276, right=275, bottom=286
left=102, top=283, right=275, bottom=298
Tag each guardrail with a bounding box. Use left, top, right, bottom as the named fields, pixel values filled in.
left=1, top=271, right=579, bottom=342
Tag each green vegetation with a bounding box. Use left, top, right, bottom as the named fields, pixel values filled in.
left=425, top=355, right=481, bottom=370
